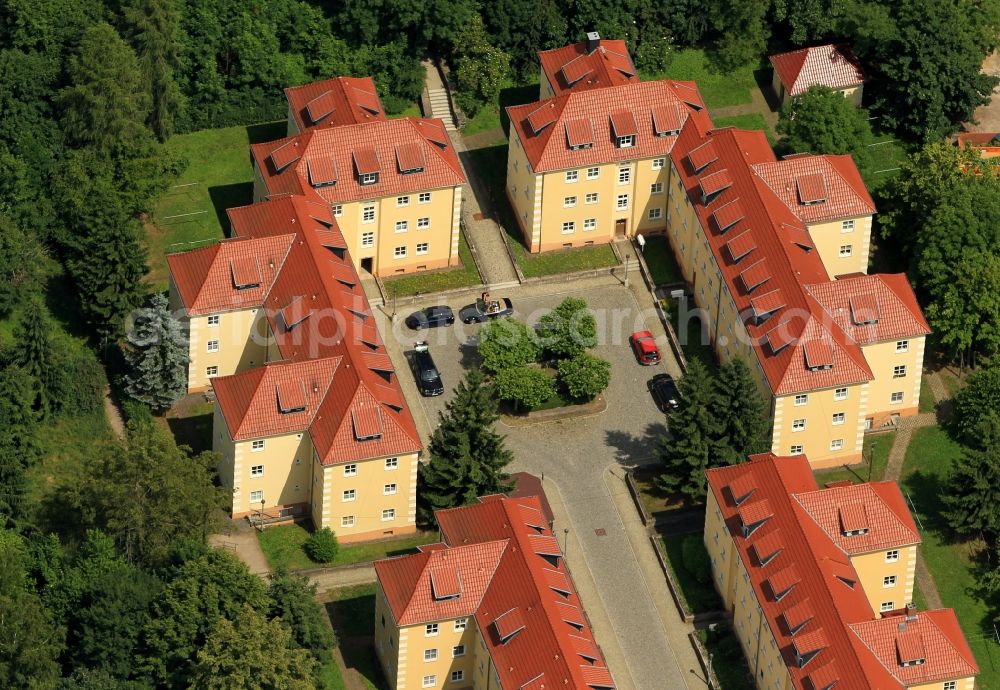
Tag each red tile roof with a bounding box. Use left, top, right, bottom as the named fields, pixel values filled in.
left=251, top=117, right=465, bottom=204
left=769, top=44, right=864, bottom=97
left=793, top=483, right=920, bottom=555
left=170, top=195, right=421, bottom=464
left=507, top=80, right=711, bottom=173
left=849, top=610, right=979, bottom=685
left=752, top=154, right=876, bottom=224
left=805, top=274, right=931, bottom=344
left=538, top=39, right=637, bottom=95
left=284, top=76, right=385, bottom=132
left=380, top=496, right=616, bottom=689
left=707, top=453, right=978, bottom=689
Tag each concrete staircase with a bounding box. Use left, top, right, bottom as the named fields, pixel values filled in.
left=428, top=88, right=457, bottom=131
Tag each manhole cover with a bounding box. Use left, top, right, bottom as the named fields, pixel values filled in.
left=594, top=528, right=607, bottom=537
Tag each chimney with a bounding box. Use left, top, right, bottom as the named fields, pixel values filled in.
left=905, top=604, right=918, bottom=621
left=586, top=31, right=601, bottom=53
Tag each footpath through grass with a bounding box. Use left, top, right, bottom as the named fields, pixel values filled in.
left=382, top=232, right=481, bottom=297
left=258, top=523, right=439, bottom=571
left=325, top=584, right=384, bottom=690
left=901, top=425, right=1000, bottom=689
left=642, top=48, right=759, bottom=109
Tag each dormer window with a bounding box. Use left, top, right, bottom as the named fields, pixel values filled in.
left=492, top=608, right=526, bottom=644
left=276, top=381, right=307, bottom=414
left=360, top=172, right=378, bottom=185
left=792, top=630, right=827, bottom=669
left=610, top=111, right=638, bottom=149
left=738, top=499, right=772, bottom=538
left=429, top=566, right=462, bottom=601
left=838, top=504, right=869, bottom=537
left=896, top=633, right=926, bottom=668
left=617, top=134, right=635, bottom=148
left=804, top=339, right=834, bottom=371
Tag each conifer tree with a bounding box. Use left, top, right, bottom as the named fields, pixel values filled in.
left=417, top=370, right=513, bottom=525
left=16, top=298, right=57, bottom=418
left=124, top=293, right=188, bottom=412
left=123, top=0, right=184, bottom=141
left=711, top=358, right=770, bottom=465
left=0, top=366, right=41, bottom=526
left=942, top=442, right=1000, bottom=542
left=657, top=359, right=722, bottom=501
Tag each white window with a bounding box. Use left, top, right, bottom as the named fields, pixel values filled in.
left=394, top=246, right=407, bottom=258
left=896, top=340, right=909, bottom=352
left=416, top=242, right=429, bottom=255
left=830, top=439, right=844, bottom=451
left=419, top=192, right=431, bottom=203
left=250, top=465, right=263, bottom=477
left=585, top=192, right=598, bottom=204
left=385, top=457, right=399, bottom=470
left=790, top=445, right=803, bottom=455
left=344, top=464, right=357, bottom=477
left=618, top=167, right=631, bottom=184
left=841, top=219, right=855, bottom=233
left=893, top=365, right=907, bottom=378
left=883, top=575, right=897, bottom=587
left=425, top=623, right=439, bottom=636
left=839, top=244, right=853, bottom=257
left=891, top=391, right=904, bottom=404
left=587, top=166, right=600, bottom=179
left=652, top=158, right=665, bottom=170
left=651, top=182, right=663, bottom=194
left=945, top=682, right=957, bottom=690
left=584, top=218, right=596, bottom=231
left=835, top=387, right=848, bottom=401
left=417, top=217, right=430, bottom=229
left=384, top=483, right=397, bottom=495
left=397, top=195, right=410, bottom=207
left=332, top=204, right=343, bottom=217
left=792, top=419, right=806, bottom=431
left=360, top=172, right=377, bottom=185
left=395, top=220, right=408, bottom=233
left=207, top=315, right=220, bottom=326
left=342, top=489, right=356, bottom=502
left=454, top=618, right=467, bottom=631
left=648, top=208, right=662, bottom=220
left=341, top=515, right=355, bottom=528
left=832, top=412, right=845, bottom=425
left=880, top=601, right=894, bottom=612
left=424, top=649, right=438, bottom=662
left=561, top=221, right=575, bottom=234
left=251, top=440, right=265, bottom=452
left=453, top=644, right=466, bottom=657
left=565, top=170, right=578, bottom=183
left=885, top=550, right=899, bottom=562
left=794, top=394, right=808, bottom=406
left=250, top=490, right=263, bottom=503
left=451, top=671, right=464, bottom=683
left=206, top=366, right=219, bottom=377
left=362, top=205, right=376, bottom=223
left=422, top=676, right=436, bottom=688
left=617, top=134, right=636, bottom=148
left=382, top=508, right=396, bottom=521
left=616, top=194, right=629, bottom=210
left=207, top=340, right=219, bottom=352
left=361, top=231, right=374, bottom=247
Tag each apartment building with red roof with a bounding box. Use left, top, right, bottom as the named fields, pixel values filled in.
left=374, top=495, right=616, bottom=690
left=769, top=44, right=865, bottom=107
left=704, top=453, right=978, bottom=690
left=537, top=32, right=638, bottom=99
left=251, top=106, right=466, bottom=278
left=167, top=194, right=421, bottom=538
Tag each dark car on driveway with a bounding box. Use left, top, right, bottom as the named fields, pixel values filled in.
left=405, top=305, right=455, bottom=330
left=629, top=330, right=661, bottom=365
left=648, top=374, right=681, bottom=412
left=459, top=297, right=513, bottom=324
left=411, top=342, right=444, bottom=396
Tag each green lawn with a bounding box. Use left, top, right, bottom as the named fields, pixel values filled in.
left=642, top=48, right=759, bottom=109
left=641, top=235, right=682, bottom=285
left=382, top=232, right=481, bottom=297
left=147, top=121, right=285, bottom=288
left=814, top=431, right=896, bottom=486
left=863, top=136, right=909, bottom=192
left=919, top=375, right=938, bottom=413
left=632, top=466, right=696, bottom=518
left=462, top=82, right=540, bottom=138
left=661, top=534, right=723, bottom=614
left=697, top=624, right=754, bottom=690
left=661, top=297, right=719, bottom=374
left=901, top=425, right=999, bottom=689
left=389, top=102, right=422, bottom=119
left=325, top=584, right=384, bottom=690
left=713, top=113, right=777, bottom=146
left=517, top=244, right=619, bottom=278
left=319, top=660, right=347, bottom=690
left=258, top=524, right=439, bottom=571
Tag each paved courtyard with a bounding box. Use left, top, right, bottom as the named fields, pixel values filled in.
left=381, top=281, right=702, bottom=690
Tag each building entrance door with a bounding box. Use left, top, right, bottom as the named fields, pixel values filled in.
left=615, top=219, right=627, bottom=238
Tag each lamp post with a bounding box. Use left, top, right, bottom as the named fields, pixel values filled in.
left=563, top=528, right=569, bottom=558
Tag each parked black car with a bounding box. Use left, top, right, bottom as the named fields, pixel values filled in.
left=411, top=342, right=444, bottom=396
left=405, top=305, right=455, bottom=330
left=459, top=297, right=513, bottom=324
left=648, top=374, right=681, bottom=412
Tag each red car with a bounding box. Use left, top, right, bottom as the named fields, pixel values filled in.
left=630, top=330, right=661, bottom=365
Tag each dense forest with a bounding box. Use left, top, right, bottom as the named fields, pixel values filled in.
left=0, top=0, right=997, bottom=687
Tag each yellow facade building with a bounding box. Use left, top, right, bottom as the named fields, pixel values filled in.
left=705, top=453, right=978, bottom=690
left=374, top=494, right=617, bottom=690
left=168, top=195, right=422, bottom=538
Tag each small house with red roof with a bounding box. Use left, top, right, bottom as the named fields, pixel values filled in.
left=769, top=44, right=865, bottom=107
left=374, top=495, right=617, bottom=690
left=704, top=453, right=978, bottom=690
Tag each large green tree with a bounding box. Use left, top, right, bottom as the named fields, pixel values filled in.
left=123, top=293, right=189, bottom=412
left=0, top=366, right=41, bottom=526
left=557, top=353, right=611, bottom=401
left=267, top=572, right=336, bottom=668
left=0, top=213, right=45, bottom=318
left=493, top=366, right=555, bottom=411
left=452, top=15, right=511, bottom=118
left=710, top=358, right=770, bottom=466
left=952, top=365, right=1000, bottom=447
left=478, top=318, right=540, bottom=373
left=122, top=0, right=185, bottom=141
left=658, top=359, right=722, bottom=500
left=536, top=298, right=597, bottom=359
left=417, top=370, right=513, bottom=525
left=777, top=86, right=874, bottom=172
left=943, top=443, right=1000, bottom=543
left=16, top=298, right=58, bottom=418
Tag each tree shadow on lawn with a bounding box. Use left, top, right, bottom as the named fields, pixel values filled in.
left=208, top=183, right=253, bottom=237
left=605, top=422, right=667, bottom=467
left=246, top=120, right=287, bottom=145
left=457, top=337, right=483, bottom=370
left=166, top=412, right=213, bottom=455
left=902, top=469, right=968, bottom=547
left=325, top=590, right=388, bottom=690
left=498, top=83, right=542, bottom=137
